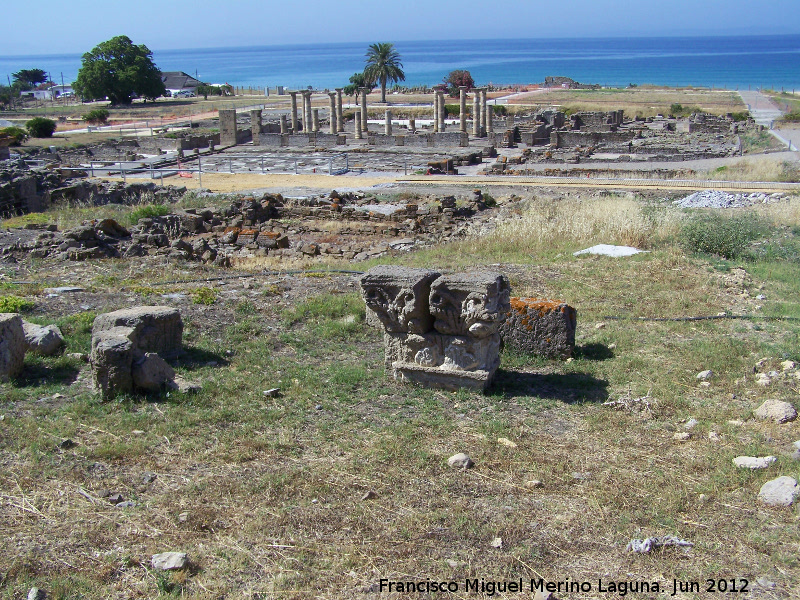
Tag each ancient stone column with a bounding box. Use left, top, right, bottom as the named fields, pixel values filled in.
left=354, top=109, right=362, bottom=139
left=219, top=109, right=237, bottom=146
left=481, top=88, right=488, bottom=137
left=250, top=109, right=262, bottom=138
left=279, top=114, right=287, bottom=134
left=328, top=93, right=338, bottom=134
left=438, top=91, right=446, bottom=131
left=385, top=110, right=392, bottom=135
left=335, top=88, right=344, bottom=133
left=487, top=100, right=494, bottom=134
left=473, top=93, right=481, bottom=137
left=459, top=86, right=467, bottom=132
left=433, top=92, right=439, bottom=133
left=312, top=109, right=320, bottom=133
left=289, top=91, right=299, bottom=133
left=360, top=88, right=368, bottom=133
left=304, top=92, right=313, bottom=135
left=409, top=117, right=416, bottom=133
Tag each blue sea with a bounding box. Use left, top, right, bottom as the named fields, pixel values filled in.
left=2, top=35, right=799, bottom=91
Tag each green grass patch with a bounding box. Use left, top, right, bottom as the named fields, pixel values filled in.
left=0, top=295, right=35, bottom=313
left=680, top=212, right=768, bottom=259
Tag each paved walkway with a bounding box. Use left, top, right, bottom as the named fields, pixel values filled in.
left=739, top=89, right=796, bottom=151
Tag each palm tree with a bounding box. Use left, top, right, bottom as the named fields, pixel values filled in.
left=364, top=43, right=405, bottom=103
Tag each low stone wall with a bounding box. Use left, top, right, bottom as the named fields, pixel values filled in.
left=551, top=130, right=636, bottom=148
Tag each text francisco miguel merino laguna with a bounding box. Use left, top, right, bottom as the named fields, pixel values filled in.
left=378, top=576, right=750, bottom=596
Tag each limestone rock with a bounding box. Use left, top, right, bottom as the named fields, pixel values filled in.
left=27, top=588, right=46, bottom=600
left=754, top=400, right=797, bottom=424
left=696, top=370, right=713, bottom=380
left=151, top=552, right=189, bottom=570
left=92, top=306, right=182, bottom=359
left=131, top=353, right=175, bottom=391
left=447, top=453, right=474, bottom=469
left=0, top=313, right=26, bottom=381
left=168, top=375, right=202, bottom=394
left=22, top=321, right=64, bottom=356
left=500, top=297, right=576, bottom=359
left=757, top=476, right=799, bottom=506
left=429, top=272, right=510, bottom=337
left=733, top=456, right=776, bottom=469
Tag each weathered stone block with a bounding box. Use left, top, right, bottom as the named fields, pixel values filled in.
left=92, top=306, right=183, bottom=359
left=23, top=321, right=65, bottom=356
left=132, top=353, right=176, bottom=391
left=500, top=297, right=576, bottom=359
left=360, top=266, right=440, bottom=334
left=0, top=313, right=26, bottom=381
left=91, top=326, right=135, bottom=398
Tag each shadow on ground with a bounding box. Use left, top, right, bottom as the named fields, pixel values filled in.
left=174, top=346, right=229, bottom=371
left=490, top=369, right=609, bottom=403
left=574, top=343, right=615, bottom=361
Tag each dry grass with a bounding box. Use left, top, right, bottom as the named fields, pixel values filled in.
left=697, top=158, right=800, bottom=183
left=468, top=195, right=684, bottom=255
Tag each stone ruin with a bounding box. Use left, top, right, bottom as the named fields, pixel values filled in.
left=0, top=313, right=66, bottom=381
left=360, top=266, right=510, bottom=391
left=499, top=298, right=576, bottom=359
left=90, top=306, right=190, bottom=398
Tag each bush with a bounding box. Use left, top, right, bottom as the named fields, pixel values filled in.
left=192, top=287, right=217, bottom=305
left=0, top=295, right=35, bottom=313
left=82, top=108, right=109, bottom=124
left=129, top=204, right=171, bottom=224
left=680, top=213, right=767, bottom=259
left=0, top=126, right=28, bottom=145
left=26, top=117, right=57, bottom=138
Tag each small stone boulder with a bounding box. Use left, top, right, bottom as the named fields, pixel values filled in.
left=757, top=476, right=799, bottom=507
left=447, top=453, right=474, bottom=469
left=0, top=313, right=26, bottom=381
left=500, top=297, right=576, bottom=359
left=754, top=400, right=797, bottom=424
left=22, top=321, right=64, bottom=356
left=92, top=306, right=183, bottom=359
left=733, top=456, right=776, bottom=469
left=151, top=552, right=189, bottom=570
left=132, top=353, right=176, bottom=391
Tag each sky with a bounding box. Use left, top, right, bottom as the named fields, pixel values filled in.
left=3, top=0, right=800, bottom=56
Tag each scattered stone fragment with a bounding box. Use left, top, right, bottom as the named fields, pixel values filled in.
left=107, top=493, right=124, bottom=505
left=447, top=453, right=473, bottom=469
left=43, top=287, right=84, bottom=294
left=780, top=360, right=796, bottom=371
left=116, top=501, right=136, bottom=508
left=733, top=456, right=776, bottom=469
left=142, top=472, right=157, bottom=484
left=27, top=588, right=45, bottom=600
left=361, top=490, right=377, bottom=501
left=571, top=471, right=591, bottom=481
left=708, top=431, right=720, bottom=442
left=178, top=511, right=190, bottom=523
left=673, top=432, right=691, bottom=442
left=757, top=476, right=799, bottom=506
left=168, top=376, right=201, bottom=394
left=754, top=400, right=797, bottom=424
left=684, top=418, right=699, bottom=430
left=490, top=537, right=503, bottom=548
left=0, top=313, right=26, bottom=381
left=22, top=321, right=64, bottom=356
left=497, top=437, right=517, bottom=448
left=696, top=370, right=713, bottom=380
left=533, top=592, right=553, bottom=600
left=525, top=480, right=543, bottom=489
left=626, top=535, right=693, bottom=553
left=262, top=388, right=281, bottom=398
left=756, top=578, right=776, bottom=590
left=58, top=439, right=76, bottom=450
left=151, top=552, right=189, bottom=571
left=594, top=322, right=606, bottom=329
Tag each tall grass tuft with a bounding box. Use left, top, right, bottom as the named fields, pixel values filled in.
left=679, top=212, right=768, bottom=259
left=467, top=196, right=683, bottom=257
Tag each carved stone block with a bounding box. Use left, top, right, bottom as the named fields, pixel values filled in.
left=361, top=267, right=509, bottom=392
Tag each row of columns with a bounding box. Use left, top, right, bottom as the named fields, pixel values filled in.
left=283, top=87, right=494, bottom=138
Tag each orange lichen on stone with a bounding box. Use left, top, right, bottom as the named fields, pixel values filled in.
left=509, top=297, right=568, bottom=318
left=239, top=228, right=259, bottom=236
left=261, top=231, right=280, bottom=239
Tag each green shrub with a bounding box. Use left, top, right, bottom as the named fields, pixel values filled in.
left=0, top=126, right=28, bottom=145
left=192, top=287, right=217, bottom=305
left=491, top=105, right=507, bottom=116
left=82, top=108, right=109, bottom=124
left=780, top=110, right=800, bottom=123
left=443, top=104, right=465, bottom=117
left=129, top=203, right=171, bottom=224
left=730, top=111, right=749, bottom=122
left=0, top=295, right=35, bottom=312
left=680, top=213, right=767, bottom=259
left=26, top=117, right=57, bottom=138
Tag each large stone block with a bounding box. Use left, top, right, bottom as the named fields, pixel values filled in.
left=91, top=326, right=135, bottom=398
left=360, top=266, right=440, bottom=334
left=0, top=313, right=26, bottom=381
left=92, top=306, right=183, bottom=359
left=500, top=297, right=576, bottom=359
left=23, top=321, right=65, bottom=356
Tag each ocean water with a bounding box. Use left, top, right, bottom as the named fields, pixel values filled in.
left=2, top=35, right=799, bottom=91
